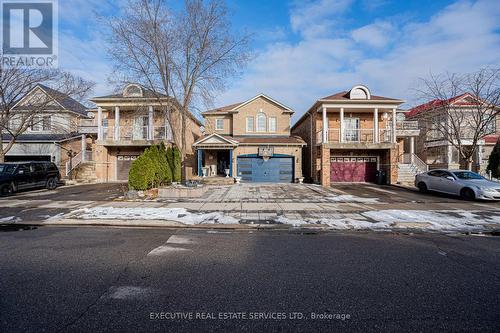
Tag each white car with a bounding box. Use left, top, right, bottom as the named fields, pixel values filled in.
left=415, top=169, right=500, bottom=200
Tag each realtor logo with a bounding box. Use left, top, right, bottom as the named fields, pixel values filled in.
left=1, top=0, right=58, bottom=66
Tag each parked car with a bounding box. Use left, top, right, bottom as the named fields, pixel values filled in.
left=415, top=169, right=500, bottom=200
left=0, top=162, right=60, bottom=196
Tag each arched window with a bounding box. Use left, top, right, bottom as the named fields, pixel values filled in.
left=256, top=112, right=266, bottom=132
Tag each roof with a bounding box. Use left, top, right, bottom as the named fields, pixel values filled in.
left=320, top=91, right=402, bottom=102
left=484, top=134, right=499, bottom=144
left=2, top=133, right=82, bottom=142
left=92, top=87, right=169, bottom=100
left=13, top=84, right=88, bottom=117
left=407, top=93, right=486, bottom=118
left=202, top=94, right=294, bottom=114
left=233, top=135, right=306, bottom=145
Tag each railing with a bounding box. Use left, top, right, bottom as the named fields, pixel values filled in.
left=65, top=151, right=82, bottom=177
left=99, top=125, right=173, bottom=141
left=402, top=153, right=428, bottom=172
left=78, top=119, right=98, bottom=134
left=317, top=128, right=394, bottom=144
left=390, top=121, right=419, bottom=130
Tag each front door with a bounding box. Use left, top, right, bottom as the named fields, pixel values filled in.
left=344, top=118, right=360, bottom=142
left=216, top=151, right=230, bottom=175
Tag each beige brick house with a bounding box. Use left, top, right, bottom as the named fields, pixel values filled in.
left=292, top=85, right=424, bottom=186
left=78, top=84, right=202, bottom=182
left=193, top=94, right=306, bottom=182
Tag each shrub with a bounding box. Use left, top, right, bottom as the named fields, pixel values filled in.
left=487, top=139, right=500, bottom=178
left=128, top=144, right=172, bottom=190
left=172, top=146, right=182, bottom=182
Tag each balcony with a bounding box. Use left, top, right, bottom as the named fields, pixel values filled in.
left=391, top=120, right=420, bottom=137
left=78, top=119, right=98, bottom=134
left=98, top=125, right=173, bottom=145
left=317, top=128, right=394, bottom=145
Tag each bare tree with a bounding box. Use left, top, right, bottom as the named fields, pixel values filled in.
left=0, top=65, right=95, bottom=162
left=106, top=0, right=251, bottom=179
left=415, top=68, right=500, bottom=170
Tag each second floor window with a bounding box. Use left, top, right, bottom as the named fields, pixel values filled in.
left=256, top=112, right=266, bottom=132
left=215, top=118, right=224, bottom=131
left=42, top=116, right=51, bottom=131
left=246, top=117, right=254, bottom=132
left=268, top=117, right=277, bottom=132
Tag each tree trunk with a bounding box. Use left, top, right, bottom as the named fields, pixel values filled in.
left=180, top=110, right=188, bottom=182
left=0, top=135, right=4, bottom=163
left=466, top=159, right=473, bottom=171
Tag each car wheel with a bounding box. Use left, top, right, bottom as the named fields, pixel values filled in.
left=460, top=188, right=475, bottom=201
left=1, top=183, right=14, bottom=196
left=46, top=177, right=58, bottom=190
left=417, top=182, right=428, bottom=193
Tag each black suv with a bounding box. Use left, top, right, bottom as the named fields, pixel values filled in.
left=0, top=162, right=61, bottom=196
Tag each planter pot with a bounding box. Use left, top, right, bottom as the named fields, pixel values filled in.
left=297, top=177, right=304, bottom=184
left=234, top=177, right=242, bottom=184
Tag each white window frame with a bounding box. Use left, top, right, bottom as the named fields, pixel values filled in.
left=246, top=117, right=254, bottom=132
left=268, top=117, right=277, bottom=132
left=30, top=115, right=42, bottom=132
left=215, top=118, right=224, bottom=131
left=256, top=112, right=267, bottom=132
left=42, top=115, right=51, bottom=131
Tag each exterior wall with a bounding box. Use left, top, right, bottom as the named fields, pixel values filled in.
left=291, top=112, right=315, bottom=182
left=232, top=97, right=291, bottom=136
left=204, top=114, right=233, bottom=135
left=231, top=145, right=303, bottom=181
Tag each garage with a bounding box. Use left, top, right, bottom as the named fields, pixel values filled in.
left=237, top=155, right=294, bottom=183
left=5, top=155, right=52, bottom=162
left=330, top=157, right=377, bottom=182
left=117, top=155, right=139, bottom=181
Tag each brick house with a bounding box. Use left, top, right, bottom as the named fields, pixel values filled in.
left=77, top=84, right=202, bottom=182
left=193, top=94, right=306, bottom=182
left=292, top=85, right=424, bottom=186
left=407, top=93, right=500, bottom=173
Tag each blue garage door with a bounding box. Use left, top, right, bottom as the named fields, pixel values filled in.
left=237, top=155, right=294, bottom=183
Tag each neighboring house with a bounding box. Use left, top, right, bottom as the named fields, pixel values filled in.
left=193, top=94, right=306, bottom=183
left=407, top=93, right=500, bottom=172
left=292, top=85, right=423, bottom=186
left=80, top=84, right=202, bottom=182
left=2, top=84, right=89, bottom=176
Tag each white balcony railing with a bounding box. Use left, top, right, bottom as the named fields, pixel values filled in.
left=99, top=125, right=173, bottom=142
left=317, top=128, right=394, bottom=144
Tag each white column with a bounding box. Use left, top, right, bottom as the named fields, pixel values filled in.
left=447, top=145, right=453, bottom=164
left=322, top=106, right=327, bottom=143
left=97, top=107, right=103, bottom=140
left=339, top=107, right=344, bottom=143
left=392, top=108, right=397, bottom=143
left=81, top=134, right=86, bottom=162
left=148, top=106, right=154, bottom=140
left=410, top=137, right=415, bottom=163
left=477, top=145, right=483, bottom=169
left=114, top=106, right=120, bottom=141
left=373, top=108, right=379, bottom=143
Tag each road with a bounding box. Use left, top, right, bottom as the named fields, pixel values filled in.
left=1, top=226, right=499, bottom=332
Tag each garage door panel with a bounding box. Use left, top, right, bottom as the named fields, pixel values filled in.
left=331, top=157, right=377, bottom=183
left=237, top=156, right=293, bottom=183
left=117, top=155, right=139, bottom=181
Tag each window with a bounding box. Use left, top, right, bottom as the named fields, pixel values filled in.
left=246, top=117, right=254, bottom=132
left=268, top=117, right=277, bottom=132
left=30, top=116, right=42, bottom=131
left=42, top=116, right=51, bottom=131
left=256, top=112, right=266, bottom=132
left=215, top=118, right=224, bottom=131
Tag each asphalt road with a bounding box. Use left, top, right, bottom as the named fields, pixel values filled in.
left=1, top=226, right=499, bottom=332
left=4, top=183, right=127, bottom=201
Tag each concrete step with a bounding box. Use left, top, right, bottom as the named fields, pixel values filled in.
left=202, top=177, right=234, bottom=185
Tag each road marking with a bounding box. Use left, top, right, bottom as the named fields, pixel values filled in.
left=147, top=245, right=192, bottom=256
left=167, top=235, right=195, bottom=244
left=206, top=230, right=232, bottom=234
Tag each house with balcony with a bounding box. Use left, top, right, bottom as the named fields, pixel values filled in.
left=78, top=84, right=202, bottom=182
left=2, top=84, right=90, bottom=177
left=193, top=94, right=306, bottom=183
left=407, top=93, right=500, bottom=173
left=292, top=85, right=424, bottom=186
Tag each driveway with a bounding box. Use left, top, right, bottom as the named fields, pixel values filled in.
left=1, top=183, right=127, bottom=201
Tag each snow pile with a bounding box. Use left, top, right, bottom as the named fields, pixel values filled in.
left=276, top=215, right=392, bottom=230
left=72, top=207, right=238, bottom=225
left=326, top=195, right=379, bottom=203
left=0, top=216, right=22, bottom=223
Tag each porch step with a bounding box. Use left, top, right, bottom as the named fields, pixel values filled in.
left=397, top=163, right=422, bottom=184
left=201, top=177, right=235, bottom=185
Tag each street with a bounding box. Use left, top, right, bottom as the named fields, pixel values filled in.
left=1, top=226, right=499, bottom=332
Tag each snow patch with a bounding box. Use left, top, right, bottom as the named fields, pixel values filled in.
left=148, top=245, right=192, bottom=256
left=0, top=216, right=15, bottom=223
left=166, top=235, right=195, bottom=244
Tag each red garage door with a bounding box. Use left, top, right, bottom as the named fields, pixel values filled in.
left=330, top=157, right=377, bottom=182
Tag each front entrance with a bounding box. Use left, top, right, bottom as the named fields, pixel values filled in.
left=237, top=155, right=294, bottom=183
left=216, top=151, right=230, bottom=175
left=330, top=157, right=377, bottom=182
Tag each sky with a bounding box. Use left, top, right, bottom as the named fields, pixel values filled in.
left=56, top=0, right=500, bottom=123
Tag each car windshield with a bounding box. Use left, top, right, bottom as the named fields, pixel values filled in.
left=0, top=164, right=16, bottom=174
left=452, top=171, right=484, bottom=180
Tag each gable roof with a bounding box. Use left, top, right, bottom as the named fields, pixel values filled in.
left=407, top=93, right=486, bottom=118
left=92, top=86, right=169, bottom=101
left=202, top=93, right=294, bottom=114
left=13, top=84, right=88, bottom=117
left=192, top=133, right=239, bottom=147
